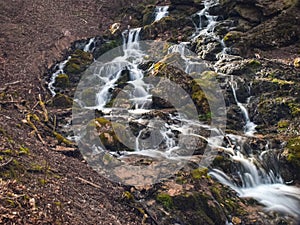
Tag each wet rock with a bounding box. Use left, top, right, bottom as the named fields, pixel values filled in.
left=64, top=49, right=94, bottom=82
left=233, top=4, right=262, bottom=24
left=51, top=93, right=73, bottom=108
left=223, top=31, right=243, bottom=46
left=54, top=73, right=69, bottom=88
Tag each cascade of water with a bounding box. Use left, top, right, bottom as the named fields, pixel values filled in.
left=83, top=38, right=95, bottom=52
left=184, top=0, right=300, bottom=219
left=191, top=0, right=219, bottom=40
left=154, top=6, right=169, bottom=22
left=48, top=57, right=70, bottom=96
left=229, top=77, right=257, bottom=136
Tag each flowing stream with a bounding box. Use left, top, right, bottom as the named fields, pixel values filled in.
left=48, top=0, right=300, bottom=220
left=154, top=6, right=169, bottom=22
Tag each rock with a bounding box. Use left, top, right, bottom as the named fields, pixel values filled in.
left=54, top=73, right=69, bottom=88
left=233, top=4, right=262, bottom=24
left=232, top=216, right=242, bottom=224
left=65, top=49, right=94, bottom=75
left=51, top=93, right=73, bottom=108
left=223, top=31, right=243, bottom=46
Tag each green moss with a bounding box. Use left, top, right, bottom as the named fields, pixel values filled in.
left=19, top=146, right=30, bottom=155
left=286, top=137, right=300, bottom=167
left=1, top=149, right=13, bottom=155
left=288, top=102, right=300, bottom=116
left=277, top=120, right=290, bottom=129
left=95, top=117, right=110, bottom=126
left=54, top=73, right=69, bottom=88
left=271, top=78, right=294, bottom=85
left=51, top=94, right=73, bottom=108
left=156, top=192, right=173, bottom=209
left=123, top=191, right=134, bottom=201
left=191, top=167, right=209, bottom=179
left=247, top=59, right=261, bottom=68
left=65, top=49, right=93, bottom=74
left=28, top=163, right=44, bottom=173
left=53, top=131, right=74, bottom=146
left=223, top=31, right=242, bottom=45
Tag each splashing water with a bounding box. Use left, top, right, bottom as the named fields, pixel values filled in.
left=154, top=6, right=169, bottom=22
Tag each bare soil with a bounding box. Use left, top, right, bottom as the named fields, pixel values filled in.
left=0, top=0, right=149, bottom=224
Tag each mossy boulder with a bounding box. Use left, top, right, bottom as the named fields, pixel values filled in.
left=51, top=94, right=73, bottom=108
left=54, top=73, right=69, bottom=88
left=65, top=49, right=93, bottom=75
left=223, top=31, right=243, bottom=46
left=80, top=87, right=96, bottom=107
left=85, top=117, right=133, bottom=152
left=286, top=137, right=300, bottom=168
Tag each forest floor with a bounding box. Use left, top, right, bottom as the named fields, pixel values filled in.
left=0, top=0, right=148, bottom=224
left=0, top=0, right=299, bottom=224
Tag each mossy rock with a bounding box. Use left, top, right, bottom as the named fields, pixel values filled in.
left=156, top=192, right=173, bottom=209
left=80, top=87, right=96, bottom=107
left=288, top=102, right=300, bottom=116
left=51, top=94, right=73, bottom=108
left=54, top=73, right=69, bottom=88
left=142, top=5, right=155, bottom=25
left=223, top=31, right=243, bottom=46
left=277, top=120, right=290, bottom=129
left=191, top=167, right=208, bottom=179
left=286, top=137, right=300, bottom=168
left=65, top=49, right=93, bottom=75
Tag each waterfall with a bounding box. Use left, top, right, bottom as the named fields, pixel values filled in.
left=209, top=142, right=300, bottom=218
left=229, top=77, right=257, bottom=136
left=186, top=0, right=300, bottom=220
left=154, top=6, right=169, bottom=22
left=83, top=38, right=95, bottom=52
left=191, top=0, right=219, bottom=40
left=48, top=57, right=70, bottom=96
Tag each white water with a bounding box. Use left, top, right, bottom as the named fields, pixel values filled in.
left=191, top=0, right=219, bottom=40
left=49, top=39, right=95, bottom=96
left=229, top=77, right=257, bottom=136
left=48, top=57, right=70, bottom=96
left=154, top=6, right=169, bottom=22
left=51, top=0, right=300, bottom=219
left=209, top=138, right=300, bottom=218
left=84, top=38, right=95, bottom=52
left=188, top=0, right=300, bottom=220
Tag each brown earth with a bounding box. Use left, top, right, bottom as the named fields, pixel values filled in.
left=0, top=0, right=153, bottom=224
left=1, top=0, right=300, bottom=224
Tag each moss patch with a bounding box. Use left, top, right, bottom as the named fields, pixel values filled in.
left=156, top=192, right=173, bottom=209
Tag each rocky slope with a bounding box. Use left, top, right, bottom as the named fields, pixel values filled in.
left=1, top=0, right=300, bottom=224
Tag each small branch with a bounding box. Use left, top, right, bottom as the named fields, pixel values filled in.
left=75, top=177, right=102, bottom=189
left=38, top=94, right=49, bottom=122
left=3, top=81, right=21, bottom=86
left=0, top=158, right=13, bottom=167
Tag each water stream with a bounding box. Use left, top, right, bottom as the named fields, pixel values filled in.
left=48, top=0, right=300, bottom=220
left=154, top=6, right=169, bottom=22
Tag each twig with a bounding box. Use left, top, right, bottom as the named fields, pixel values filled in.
left=38, top=94, right=49, bottom=122
left=0, top=101, right=21, bottom=105
left=0, top=158, right=13, bottom=167
left=25, top=114, right=46, bottom=145
left=3, top=81, right=21, bottom=86
left=75, top=176, right=102, bottom=189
